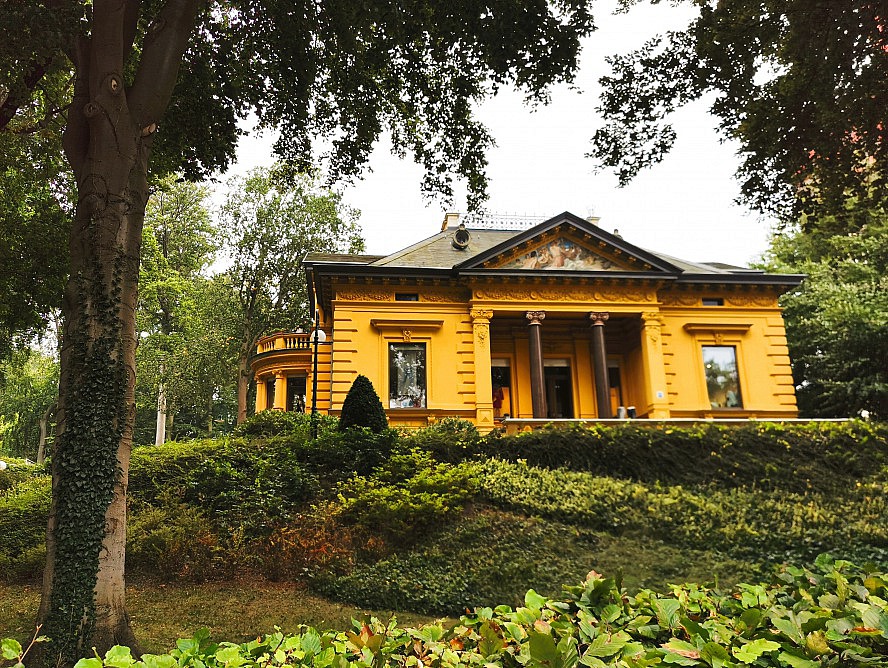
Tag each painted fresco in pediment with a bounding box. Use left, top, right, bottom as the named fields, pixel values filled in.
left=499, top=237, right=633, bottom=271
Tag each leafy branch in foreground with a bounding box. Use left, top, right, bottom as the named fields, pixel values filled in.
left=7, top=556, right=887, bottom=668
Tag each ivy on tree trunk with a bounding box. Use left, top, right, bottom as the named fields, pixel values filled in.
left=37, top=1, right=200, bottom=664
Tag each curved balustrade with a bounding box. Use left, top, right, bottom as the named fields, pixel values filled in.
left=256, top=332, right=313, bottom=354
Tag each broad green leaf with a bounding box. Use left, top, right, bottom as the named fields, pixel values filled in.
left=655, top=599, right=682, bottom=630
left=700, top=642, right=730, bottom=668
left=2, top=639, right=22, bottom=661
left=804, top=631, right=830, bottom=656
left=772, top=617, right=802, bottom=644
left=214, top=646, right=244, bottom=666
left=73, top=659, right=103, bottom=668
left=601, top=604, right=621, bottom=624
left=479, top=621, right=505, bottom=658
left=584, top=635, right=625, bottom=658
left=104, top=646, right=135, bottom=668
left=557, top=635, right=579, bottom=668
left=732, top=639, right=779, bottom=664
left=140, top=654, right=178, bottom=668
left=526, top=589, right=549, bottom=610
left=777, top=651, right=819, bottom=668
left=529, top=631, right=558, bottom=664
left=303, top=628, right=323, bottom=657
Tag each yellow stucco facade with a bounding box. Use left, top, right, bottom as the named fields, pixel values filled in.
left=251, top=212, right=802, bottom=431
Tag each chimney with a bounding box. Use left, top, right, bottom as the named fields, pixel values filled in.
left=441, top=212, right=461, bottom=231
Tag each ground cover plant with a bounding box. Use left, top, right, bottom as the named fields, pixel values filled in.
left=5, top=556, right=888, bottom=668
left=1, top=418, right=885, bottom=620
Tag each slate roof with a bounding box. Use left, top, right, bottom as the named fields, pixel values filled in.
left=304, top=211, right=802, bottom=286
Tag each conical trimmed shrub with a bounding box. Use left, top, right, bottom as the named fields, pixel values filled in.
left=339, top=374, right=388, bottom=432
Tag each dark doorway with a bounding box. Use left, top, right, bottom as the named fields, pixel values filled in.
left=287, top=376, right=307, bottom=413
left=544, top=366, right=574, bottom=418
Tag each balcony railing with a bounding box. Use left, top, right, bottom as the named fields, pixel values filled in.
left=256, top=332, right=313, bottom=354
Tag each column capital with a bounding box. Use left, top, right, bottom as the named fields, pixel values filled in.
left=641, top=310, right=664, bottom=326
left=526, top=310, right=546, bottom=326
left=588, top=311, right=610, bottom=326
left=471, top=308, right=493, bottom=321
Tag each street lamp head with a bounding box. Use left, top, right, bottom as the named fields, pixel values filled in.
left=311, top=328, right=327, bottom=343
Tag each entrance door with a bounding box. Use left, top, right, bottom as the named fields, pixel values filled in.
left=491, top=361, right=512, bottom=419
left=544, top=362, right=574, bottom=418
left=287, top=376, right=307, bottom=413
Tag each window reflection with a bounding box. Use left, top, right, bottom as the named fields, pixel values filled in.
left=389, top=343, right=426, bottom=408
left=702, top=346, right=742, bottom=408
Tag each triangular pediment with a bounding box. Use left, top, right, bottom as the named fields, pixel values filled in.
left=493, top=234, right=636, bottom=271
left=454, top=212, right=681, bottom=274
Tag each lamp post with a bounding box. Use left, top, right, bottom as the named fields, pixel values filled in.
left=310, top=310, right=326, bottom=439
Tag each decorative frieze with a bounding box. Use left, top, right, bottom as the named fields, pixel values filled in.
left=474, top=286, right=656, bottom=303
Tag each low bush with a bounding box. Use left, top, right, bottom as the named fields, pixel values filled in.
left=9, top=556, right=888, bottom=668
left=0, top=476, right=50, bottom=581
left=477, top=420, right=888, bottom=494
left=401, top=417, right=481, bottom=463
left=126, top=503, right=229, bottom=580
left=129, top=439, right=315, bottom=538
left=317, top=510, right=598, bottom=613
left=231, top=410, right=306, bottom=438
left=335, top=448, right=479, bottom=545
left=476, top=458, right=888, bottom=566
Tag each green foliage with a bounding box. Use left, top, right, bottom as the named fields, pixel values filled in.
left=401, top=417, right=481, bottom=463
left=761, top=221, right=888, bottom=419
left=232, top=410, right=305, bottom=438
left=475, top=458, right=888, bottom=567
left=338, top=375, right=387, bottom=433
left=126, top=505, right=228, bottom=580
left=592, top=2, right=888, bottom=229
left=474, top=421, right=888, bottom=495
left=0, top=474, right=50, bottom=581
left=318, top=510, right=597, bottom=613
left=0, top=350, right=58, bottom=459
left=8, top=557, right=888, bottom=668
left=134, top=176, right=235, bottom=445
left=335, top=448, right=479, bottom=544
left=128, top=439, right=314, bottom=539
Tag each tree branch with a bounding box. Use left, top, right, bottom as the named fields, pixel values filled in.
left=0, top=59, right=51, bottom=130
left=90, top=0, right=129, bottom=95
left=62, top=36, right=91, bottom=178
left=129, top=0, right=200, bottom=129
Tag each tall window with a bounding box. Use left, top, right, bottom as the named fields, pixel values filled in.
left=389, top=343, right=426, bottom=408
left=702, top=346, right=742, bottom=408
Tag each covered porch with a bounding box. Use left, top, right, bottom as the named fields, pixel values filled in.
left=475, top=308, right=670, bottom=424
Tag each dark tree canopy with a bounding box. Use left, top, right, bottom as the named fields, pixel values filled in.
left=591, top=1, right=888, bottom=232
left=4, top=0, right=595, bottom=207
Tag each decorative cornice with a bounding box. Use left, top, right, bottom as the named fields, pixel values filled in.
left=473, top=286, right=657, bottom=303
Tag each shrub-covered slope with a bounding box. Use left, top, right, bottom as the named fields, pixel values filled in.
left=1, top=418, right=885, bottom=618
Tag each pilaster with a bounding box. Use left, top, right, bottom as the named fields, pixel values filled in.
left=471, top=308, right=495, bottom=428
left=641, top=311, right=670, bottom=418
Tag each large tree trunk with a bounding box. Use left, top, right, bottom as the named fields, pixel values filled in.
left=36, top=1, right=200, bottom=664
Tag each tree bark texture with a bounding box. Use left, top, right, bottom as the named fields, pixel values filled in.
left=37, top=1, right=200, bottom=663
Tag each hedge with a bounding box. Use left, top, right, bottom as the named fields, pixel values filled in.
left=476, top=421, right=888, bottom=494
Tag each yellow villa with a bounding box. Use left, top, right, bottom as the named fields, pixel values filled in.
left=251, top=212, right=803, bottom=432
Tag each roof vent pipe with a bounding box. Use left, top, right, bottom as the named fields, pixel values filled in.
left=451, top=223, right=470, bottom=250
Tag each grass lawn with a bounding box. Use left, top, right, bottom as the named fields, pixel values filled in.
left=0, top=578, right=440, bottom=655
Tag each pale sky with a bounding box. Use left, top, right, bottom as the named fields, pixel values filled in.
left=226, top=1, right=776, bottom=268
